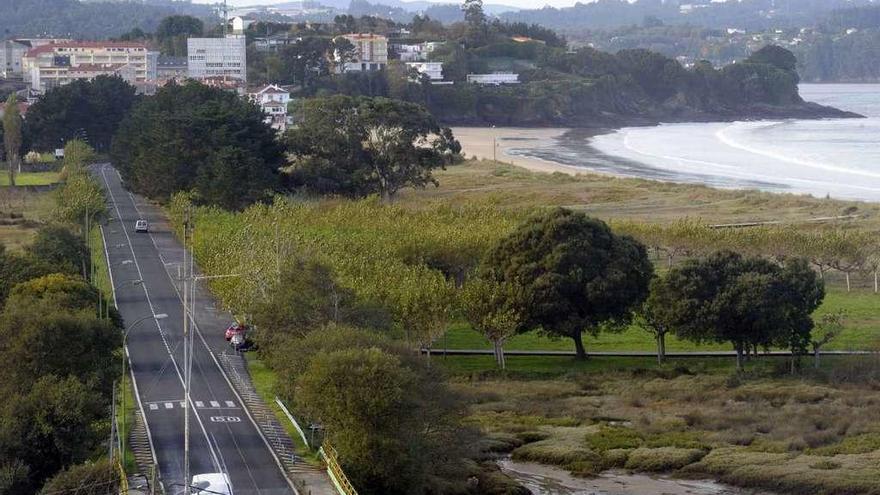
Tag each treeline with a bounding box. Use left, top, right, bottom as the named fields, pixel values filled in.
left=0, top=142, right=125, bottom=494
left=0, top=0, right=213, bottom=39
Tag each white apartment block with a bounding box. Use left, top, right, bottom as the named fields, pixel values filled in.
left=22, top=41, right=148, bottom=93
left=336, top=33, right=387, bottom=73
left=466, top=72, right=520, bottom=85
left=187, top=35, right=247, bottom=83
left=406, top=62, right=443, bottom=81
left=0, top=41, right=28, bottom=78
left=392, top=41, right=443, bottom=62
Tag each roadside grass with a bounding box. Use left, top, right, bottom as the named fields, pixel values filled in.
left=0, top=171, right=61, bottom=186
left=244, top=353, right=323, bottom=465
left=399, top=159, right=878, bottom=228
left=441, top=285, right=880, bottom=353
left=116, top=378, right=137, bottom=473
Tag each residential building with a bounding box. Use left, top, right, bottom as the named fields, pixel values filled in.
left=254, top=34, right=301, bottom=52
left=466, top=72, right=520, bottom=85
left=0, top=40, right=29, bottom=78
left=249, top=84, right=291, bottom=131
left=336, top=33, right=387, bottom=73
left=147, top=51, right=159, bottom=80
left=156, top=55, right=188, bottom=81
left=390, top=40, right=443, bottom=62
left=187, top=35, right=247, bottom=83
left=21, top=41, right=149, bottom=94
left=406, top=62, right=443, bottom=81
left=231, top=16, right=255, bottom=35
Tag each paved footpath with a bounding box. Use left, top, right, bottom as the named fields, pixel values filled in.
left=98, top=164, right=335, bottom=495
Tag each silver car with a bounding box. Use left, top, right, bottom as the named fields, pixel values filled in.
left=134, top=219, right=148, bottom=233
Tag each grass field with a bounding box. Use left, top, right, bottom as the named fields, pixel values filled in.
left=440, top=285, right=880, bottom=354
left=400, top=160, right=880, bottom=228
left=0, top=187, right=54, bottom=250
left=0, top=171, right=61, bottom=186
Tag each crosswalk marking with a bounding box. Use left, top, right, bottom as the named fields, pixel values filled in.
left=210, top=401, right=220, bottom=408
left=225, top=401, right=236, bottom=408
left=146, top=399, right=239, bottom=412
left=195, top=401, right=204, bottom=408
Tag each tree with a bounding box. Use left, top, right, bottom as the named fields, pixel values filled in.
left=460, top=276, right=524, bottom=369
left=811, top=311, right=845, bottom=369
left=3, top=93, right=21, bottom=186
left=661, top=252, right=824, bottom=371
left=295, top=347, right=467, bottom=493
left=112, top=82, right=284, bottom=209
left=38, top=459, right=119, bottom=495
left=462, top=0, right=487, bottom=47
left=333, top=37, right=357, bottom=74
left=24, top=76, right=137, bottom=153
left=156, top=15, right=204, bottom=57
left=0, top=297, right=120, bottom=395
left=250, top=259, right=390, bottom=350
left=482, top=208, right=653, bottom=360
left=391, top=268, right=455, bottom=358
left=53, top=156, right=106, bottom=227
left=286, top=95, right=460, bottom=201
left=0, top=245, right=55, bottom=307
left=0, top=375, right=105, bottom=487
left=634, top=276, right=675, bottom=364
left=31, top=225, right=90, bottom=278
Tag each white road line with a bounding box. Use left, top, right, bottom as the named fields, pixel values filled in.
left=210, top=401, right=221, bottom=408
left=196, top=401, right=204, bottom=408
left=100, top=166, right=223, bottom=474
left=165, top=402, right=174, bottom=409
left=149, top=403, right=158, bottom=410
left=179, top=401, right=186, bottom=408
left=119, top=168, right=298, bottom=494
left=225, top=400, right=236, bottom=408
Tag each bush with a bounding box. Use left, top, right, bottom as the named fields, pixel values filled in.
left=584, top=425, right=644, bottom=451
left=39, top=459, right=119, bottom=495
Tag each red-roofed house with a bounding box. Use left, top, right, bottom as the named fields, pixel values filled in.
left=21, top=41, right=149, bottom=94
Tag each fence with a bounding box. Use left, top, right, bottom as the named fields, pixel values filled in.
left=319, top=443, right=358, bottom=495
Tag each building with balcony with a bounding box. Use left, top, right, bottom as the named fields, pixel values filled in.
left=466, top=72, right=520, bottom=85
left=187, top=35, right=247, bottom=83
left=249, top=84, right=291, bottom=131
left=21, top=41, right=148, bottom=94
left=336, top=33, right=387, bottom=73
left=406, top=62, right=443, bottom=81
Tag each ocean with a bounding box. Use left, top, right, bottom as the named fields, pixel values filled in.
left=505, top=84, right=880, bottom=202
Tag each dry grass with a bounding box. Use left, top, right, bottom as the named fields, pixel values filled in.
left=399, top=159, right=880, bottom=229
left=454, top=364, right=880, bottom=494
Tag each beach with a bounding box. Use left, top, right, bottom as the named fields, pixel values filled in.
left=452, top=127, right=581, bottom=176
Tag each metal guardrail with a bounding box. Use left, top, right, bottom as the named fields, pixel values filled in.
left=117, top=459, right=129, bottom=494
left=319, top=444, right=358, bottom=495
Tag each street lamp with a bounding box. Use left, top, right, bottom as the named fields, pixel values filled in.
left=120, top=313, right=168, bottom=467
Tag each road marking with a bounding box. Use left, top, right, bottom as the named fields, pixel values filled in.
left=179, top=401, right=186, bottom=408
left=225, top=400, right=236, bottom=408
left=210, top=400, right=220, bottom=408
left=210, top=416, right=241, bottom=423
left=101, top=166, right=223, bottom=473
left=149, top=403, right=158, bottom=410
left=196, top=401, right=204, bottom=408
left=164, top=402, right=173, bottom=409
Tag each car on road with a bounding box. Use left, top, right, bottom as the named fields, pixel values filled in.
left=191, top=473, right=232, bottom=495
left=135, top=219, right=149, bottom=233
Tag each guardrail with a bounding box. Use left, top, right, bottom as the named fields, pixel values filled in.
left=117, top=458, right=129, bottom=493
left=319, top=443, right=358, bottom=495
left=275, top=397, right=311, bottom=447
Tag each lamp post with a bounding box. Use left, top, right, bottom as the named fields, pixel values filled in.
left=120, top=313, right=168, bottom=466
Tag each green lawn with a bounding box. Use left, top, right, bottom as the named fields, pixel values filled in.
left=440, top=285, right=880, bottom=353
left=0, top=171, right=60, bottom=186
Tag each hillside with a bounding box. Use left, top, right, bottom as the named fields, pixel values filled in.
left=0, top=0, right=215, bottom=38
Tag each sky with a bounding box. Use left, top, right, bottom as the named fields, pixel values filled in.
left=191, top=0, right=584, bottom=10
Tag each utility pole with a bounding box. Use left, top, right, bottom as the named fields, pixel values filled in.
left=183, top=207, right=191, bottom=491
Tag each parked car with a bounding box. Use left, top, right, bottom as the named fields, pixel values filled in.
left=225, top=323, right=250, bottom=351
left=135, top=219, right=148, bottom=233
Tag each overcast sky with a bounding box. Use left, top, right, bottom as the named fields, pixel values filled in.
left=191, top=0, right=582, bottom=10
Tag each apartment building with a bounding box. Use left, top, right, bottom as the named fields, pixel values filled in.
left=21, top=41, right=148, bottom=93
left=187, top=35, right=247, bottom=83
left=406, top=62, right=443, bottom=81
left=336, top=33, right=387, bottom=73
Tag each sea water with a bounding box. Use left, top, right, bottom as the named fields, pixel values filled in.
left=514, top=84, right=880, bottom=202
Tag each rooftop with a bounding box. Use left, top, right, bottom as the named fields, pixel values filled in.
left=25, top=41, right=147, bottom=57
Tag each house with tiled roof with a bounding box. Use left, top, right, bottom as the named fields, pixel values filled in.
left=249, top=84, right=291, bottom=131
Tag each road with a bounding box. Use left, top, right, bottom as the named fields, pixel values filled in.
left=98, top=164, right=294, bottom=495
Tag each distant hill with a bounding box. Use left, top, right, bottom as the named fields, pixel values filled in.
left=0, top=0, right=216, bottom=39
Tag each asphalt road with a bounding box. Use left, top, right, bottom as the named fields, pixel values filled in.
left=97, top=164, right=294, bottom=495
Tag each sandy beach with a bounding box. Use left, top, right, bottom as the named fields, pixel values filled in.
left=452, top=127, right=582, bottom=176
